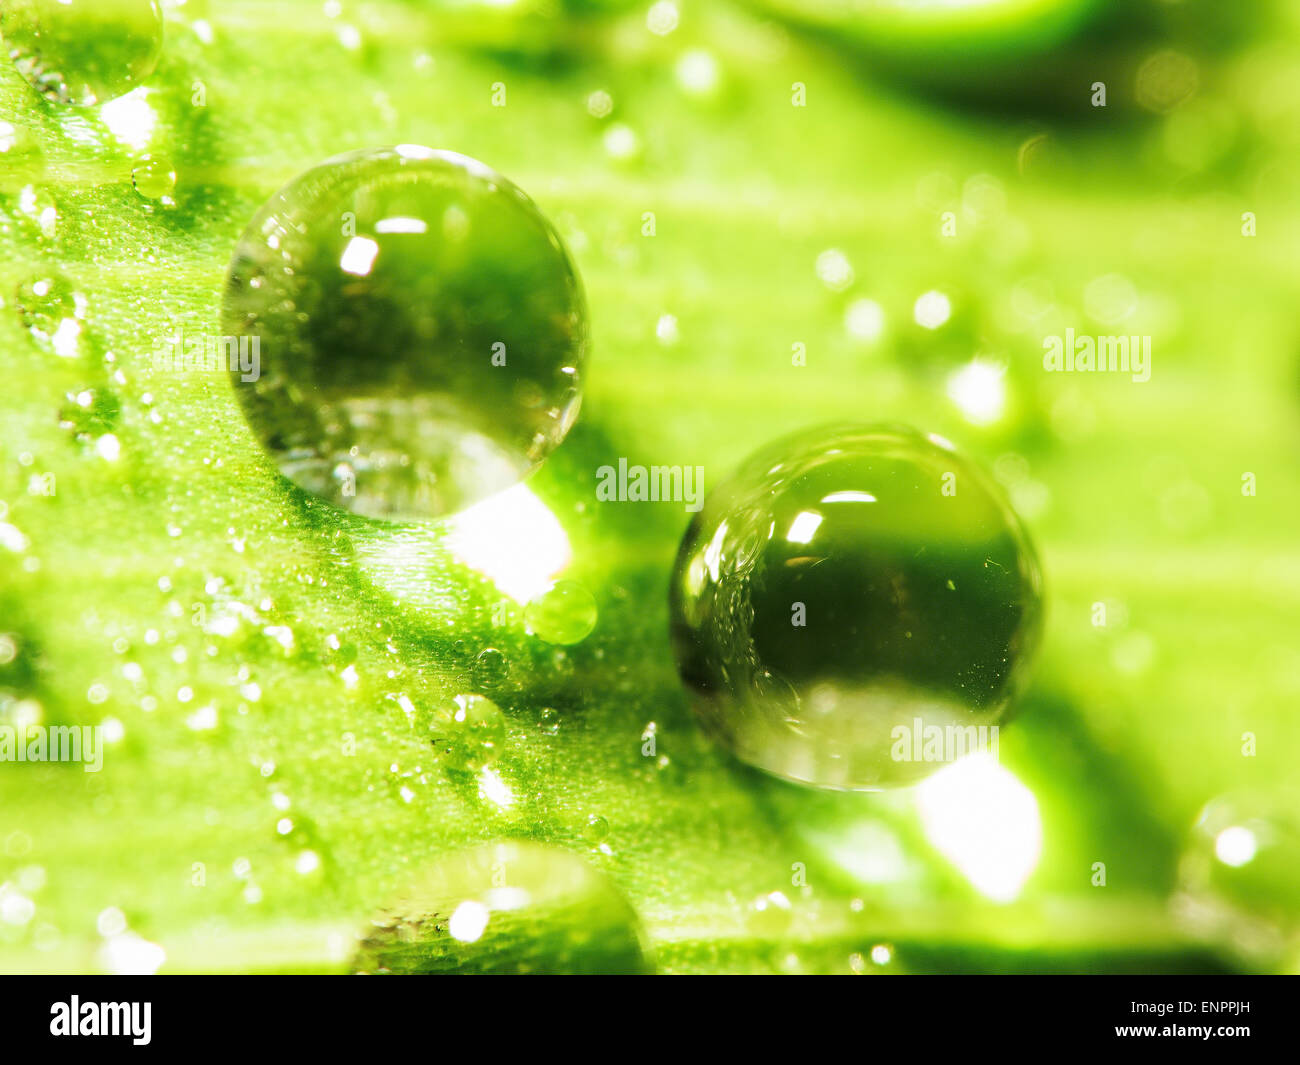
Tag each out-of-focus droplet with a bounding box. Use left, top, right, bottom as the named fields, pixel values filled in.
left=913, top=289, right=952, bottom=330
left=14, top=272, right=86, bottom=356
left=524, top=580, right=597, bottom=646
left=1178, top=791, right=1300, bottom=964
left=1135, top=49, right=1198, bottom=115
left=815, top=248, right=854, bottom=292
left=58, top=386, right=120, bottom=444
left=352, top=842, right=652, bottom=974
left=0, top=0, right=164, bottom=107
left=748, top=890, right=794, bottom=938
left=426, top=693, right=505, bottom=771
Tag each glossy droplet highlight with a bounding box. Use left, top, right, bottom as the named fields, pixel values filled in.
left=352, top=842, right=651, bottom=974
left=222, top=146, right=588, bottom=519
left=525, top=580, right=597, bottom=645
left=1, top=0, right=164, bottom=107
left=670, top=424, right=1042, bottom=790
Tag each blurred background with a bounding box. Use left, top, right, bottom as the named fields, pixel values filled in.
left=1, top=0, right=1298, bottom=973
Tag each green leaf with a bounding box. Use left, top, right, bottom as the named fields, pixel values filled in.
left=1, top=0, right=1297, bottom=974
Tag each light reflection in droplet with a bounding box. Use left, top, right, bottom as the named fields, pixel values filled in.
left=445, top=483, right=571, bottom=604
left=916, top=753, right=1042, bottom=903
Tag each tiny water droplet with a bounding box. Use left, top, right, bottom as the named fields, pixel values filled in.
left=582, top=814, right=609, bottom=843
left=670, top=424, right=1042, bottom=790
left=815, top=248, right=853, bottom=292
left=0, top=0, right=164, bottom=107
left=352, top=842, right=651, bottom=974
left=15, top=183, right=58, bottom=240
left=57, top=386, right=119, bottom=442
left=524, top=580, right=597, bottom=646
left=324, top=634, right=358, bottom=665
left=15, top=272, right=85, bottom=355
left=222, top=146, right=588, bottom=518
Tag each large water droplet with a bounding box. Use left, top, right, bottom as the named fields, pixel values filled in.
left=0, top=0, right=164, bottom=107
left=669, top=424, right=1042, bottom=790
left=352, top=842, right=651, bottom=974
left=222, top=146, right=588, bottom=519
left=525, top=579, right=597, bottom=645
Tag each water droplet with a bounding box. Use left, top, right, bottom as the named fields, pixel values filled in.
left=524, top=580, right=597, bottom=646
left=655, top=313, right=679, bottom=346
left=471, top=648, right=509, bottom=691
left=57, top=386, right=119, bottom=442
left=815, top=248, right=853, bottom=292
left=1178, top=791, right=1300, bottom=960
left=582, top=814, right=609, bottom=843
left=669, top=424, right=1042, bottom=789
left=850, top=942, right=897, bottom=973
left=131, top=155, right=175, bottom=202
left=602, top=123, right=640, bottom=161
left=15, top=183, right=58, bottom=240
left=0, top=0, right=164, bottom=107
left=747, top=890, right=793, bottom=938
left=323, top=634, right=358, bottom=665
left=221, top=146, right=588, bottom=518
left=913, top=289, right=952, bottom=329
left=1135, top=48, right=1198, bottom=115
left=844, top=298, right=885, bottom=343
left=15, top=272, right=86, bottom=355
left=352, top=842, right=651, bottom=974
left=427, top=693, right=505, bottom=771
left=676, top=49, right=721, bottom=97
left=646, top=1, right=679, bottom=36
